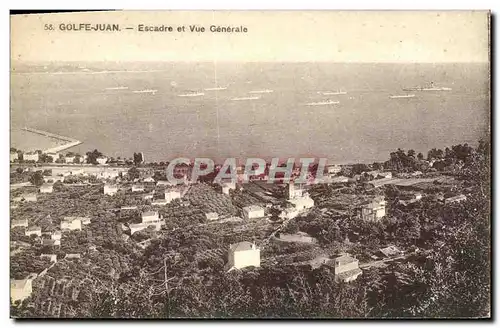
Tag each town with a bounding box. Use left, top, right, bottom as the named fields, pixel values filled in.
left=10, top=140, right=490, bottom=318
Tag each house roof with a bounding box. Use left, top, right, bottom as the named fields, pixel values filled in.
left=334, top=255, right=358, bottom=266
left=230, top=241, right=257, bottom=252
left=379, top=245, right=402, bottom=257
left=142, top=211, right=158, bottom=217
left=243, top=205, right=264, bottom=212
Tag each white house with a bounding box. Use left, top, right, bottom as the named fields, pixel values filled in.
left=222, top=182, right=236, bottom=195
left=287, top=182, right=304, bottom=200
left=96, top=156, right=108, bottom=165
left=360, top=196, right=386, bottom=221
left=10, top=278, right=33, bottom=302
left=131, top=184, right=145, bottom=192
left=64, top=155, right=76, bottom=164
left=25, top=226, right=42, bottom=237
left=64, top=253, right=81, bottom=260
left=104, top=184, right=118, bottom=195
left=330, top=176, right=349, bottom=184
left=45, top=153, right=58, bottom=163
left=143, top=177, right=155, bottom=183
left=141, top=211, right=160, bottom=224
left=24, top=152, right=39, bottom=162
left=332, top=254, right=363, bottom=283
left=39, top=184, right=54, bottom=193
left=242, top=205, right=265, bottom=219
left=226, top=241, right=261, bottom=271
left=327, top=165, right=342, bottom=175
left=165, top=190, right=182, bottom=203
left=151, top=199, right=168, bottom=206
left=61, top=217, right=82, bottom=231
left=81, top=217, right=91, bottom=225
left=10, top=152, right=18, bottom=162
left=51, top=231, right=62, bottom=240
left=205, top=212, right=219, bottom=221
left=11, top=219, right=28, bottom=229
left=289, top=194, right=315, bottom=211
left=144, top=192, right=154, bottom=200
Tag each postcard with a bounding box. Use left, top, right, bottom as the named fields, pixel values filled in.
left=10, top=10, right=491, bottom=319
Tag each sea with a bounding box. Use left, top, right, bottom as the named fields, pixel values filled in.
left=10, top=62, right=490, bottom=164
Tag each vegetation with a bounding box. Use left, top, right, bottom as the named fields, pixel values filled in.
left=10, top=140, right=490, bottom=318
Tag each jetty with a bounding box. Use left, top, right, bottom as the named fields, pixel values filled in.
left=22, top=127, right=82, bottom=153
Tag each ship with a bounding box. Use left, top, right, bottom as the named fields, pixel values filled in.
left=305, top=100, right=340, bottom=106
left=204, top=87, right=227, bottom=91
left=317, top=90, right=347, bottom=95
left=403, top=82, right=452, bottom=92
left=248, top=89, right=274, bottom=94
left=105, top=86, right=129, bottom=90
left=389, top=94, right=415, bottom=99
left=178, top=92, right=205, bottom=97
left=231, top=96, right=261, bottom=101
left=132, top=89, right=157, bottom=94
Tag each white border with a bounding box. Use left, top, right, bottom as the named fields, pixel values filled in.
left=2, top=1, right=497, bottom=327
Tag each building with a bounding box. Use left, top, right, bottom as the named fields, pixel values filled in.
left=61, top=217, right=82, bottom=231
left=279, top=206, right=300, bottom=220
left=279, top=232, right=317, bottom=244
left=64, top=155, right=76, bottom=164
left=39, top=184, right=54, bottom=193
left=121, top=205, right=138, bottom=211
left=360, top=197, right=386, bottom=221
left=326, top=164, right=342, bottom=175
left=141, top=211, right=160, bottom=224
left=221, top=181, right=236, bottom=195
left=131, top=184, right=145, bottom=192
left=205, top=212, right=219, bottom=221
left=51, top=231, right=62, bottom=240
left=226, top=241, right=261, bottom=271
left=81, top=217, right=91, bottom=225
left=143, top=177, right=155, bottom=183
left=443, top=194, right=467, bottom=205
left=24, top=152, right=39, bottom=162
left=25, top=226, right=42, bottom=237
left=151, top=199, right=168, bottom=206
left=64, top=253, right=81, bottom=260
left=144, top=192, right=154, bottom=200
left=332, top=255, right=363, bottom=283
left=11, top=218, right=28, bottom=228
left=45, top=153, right=58, bottom=163
left=10, top=152, right=18, bottom=162
left=330, top=176, right=349, bottom=184
left=287, top=182, right=304, bottom=200
left=165, top=190, right=182, bottom=203
left=10, top=278, right=33, bottom=302
left=104, top=184, right=118, bottom=195
left=242, top=205, right=265, bottom=219
left=96, top=156, right=108, bottom=165
left=40, top=254, right=57, bottom=263
left=289, top=194, right=315, bottom=210
left=379, top=245, right=404, bottom=258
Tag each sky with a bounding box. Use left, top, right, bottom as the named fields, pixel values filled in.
left=11, top=11, right=490, bottom=63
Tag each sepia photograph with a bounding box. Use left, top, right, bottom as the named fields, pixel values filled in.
left=9, top=10, right=491, bottom=319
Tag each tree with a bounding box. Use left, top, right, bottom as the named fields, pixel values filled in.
left=417, top=152, right=424, bottom=161
left=128, top=167, right=140, bottom=180
left=86, top=149, right=103, bottom=165
left=133, top=152, right=144, bottom=166
left=29, top=171, right=44, bottom=187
